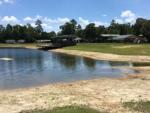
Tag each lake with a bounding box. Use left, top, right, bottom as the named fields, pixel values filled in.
left=0, top=48, right=136, bottom=90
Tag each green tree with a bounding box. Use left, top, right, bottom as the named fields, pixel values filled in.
left=12, top=25, right=22, bottom=40
left=76, top=24, right=84, bottom=38
left=107, top=20, right=133, bottom=35
left=26, top=23, right=36, bottom=42
left=70, top=19, right=77, bottom=26
left=141, top=20, right=150, bottom=42
left=96, top=25, right=106, bottom=36
left=0, top=25, right=5, bottom=32
left=49, top=31, right=56, bottom=38
left=119, top=23, right=133, bottom=35
left=0, top=25, right=5, bottom=42
left=108, top=20, right=118, bottom=34
left=60, top=19, right=77, bottom=35
left=134, top=18, right=147, bottom=35
left=35, top=19, right=43, bottom=33
left=5, top=24, right=13, bottom=40
left=84, top=23, right=97, bottom=42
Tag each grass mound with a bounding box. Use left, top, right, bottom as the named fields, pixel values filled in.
left=123, top=101, right=150, bottom=113
left=20, top=106, right=106, bottom=113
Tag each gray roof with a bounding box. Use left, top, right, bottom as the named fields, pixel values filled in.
left=112, top=35, right=133, bottom=40
left=101, top=34, right=120, bottom=37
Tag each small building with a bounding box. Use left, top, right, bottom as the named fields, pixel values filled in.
left=112, top=35, right=147, bottom=43
left=111, top=35, right=133, bottom=42
left=5, top=40, right=16, bottom=44
left=18, top=40, right=26, bottom=43
left=51, top=35, right=77, bottom=48
left=36, top=40, right=51, bottom=43
left=74, top=37, right=82, bottom=43
left=101, top=34, right=147, bottom=43
left=100, top=34, right=120, bottom=42
left=101, top=34, right=120, bottom=37
left=125, top=35, right=147, bottom=43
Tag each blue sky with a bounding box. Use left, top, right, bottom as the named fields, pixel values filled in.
left=0, top=0, right=149, bottom=31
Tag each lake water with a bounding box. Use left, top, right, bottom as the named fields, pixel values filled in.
left=0, top=48, right=136, bottom=90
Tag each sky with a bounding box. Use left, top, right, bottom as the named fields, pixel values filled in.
left=0, top=0, right=150, bottom=32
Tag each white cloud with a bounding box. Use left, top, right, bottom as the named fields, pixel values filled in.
left=22, top=16, right=70, bottom=32
left=30, top=23, right=36, bottom=28
left=23, top=17, right=33, bottom=22
left=121, top=10, right=135, bottom=18
left=0, top=15, right=108, bottom=32
left=78, top=17, right=89, bottom=28
left=79, top=17, right=109, bottom=28
left=43, top=17, right=70, bottom=25
left=102, top=14, right=107, bottom=17
left=42, top=23, right=53, bottom=31
left=121, top=10, right=136, bottom=23
left=0, top=0, right=14, bottom=4
left=115, top=18, right=124, bottom=24
left=1, top=16, right=19, bottom=25
left=94, top=21, right=109, bottom=27
left=115, top=10, right=137, bottom=24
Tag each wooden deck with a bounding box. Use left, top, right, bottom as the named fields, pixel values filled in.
left=37, top=43, right=61, bottom=50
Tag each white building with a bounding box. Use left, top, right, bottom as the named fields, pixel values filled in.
left=5, top=40, right=16, bottom=44
left=18, top=40, right=26, bottom=43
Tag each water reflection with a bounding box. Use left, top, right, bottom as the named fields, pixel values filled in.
left=109, top=61, right=133, bottom=67
left=0, top=48, right=136, bottom=90
left=82, top=58, right=96, bottom=70
left=52, top=53, right=79, bottom=70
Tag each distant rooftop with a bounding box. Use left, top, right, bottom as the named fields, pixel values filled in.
left=113, top=35, right=133, bottom=40
left=101, top=34, right=120, bottom=37
left=52, top=35, right=79, bottom=39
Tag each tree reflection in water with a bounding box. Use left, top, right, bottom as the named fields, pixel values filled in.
left=52, top=53, right=81, bottom=70
left=82, top=58, right=96, bottom=70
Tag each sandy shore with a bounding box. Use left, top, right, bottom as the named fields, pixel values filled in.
left=0, top=78, right=150, bottom=113
left=0, top=49, right=150, bottom=113
left=52, top=49, right=150, bottom=62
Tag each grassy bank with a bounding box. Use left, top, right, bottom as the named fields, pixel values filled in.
left=123, top=101, right=150, bottom=113
left=64, top=43, right=150, bottom=56
left=19, top=101, right=150, bottom=113
left=20, top=106, right=106, bottom=113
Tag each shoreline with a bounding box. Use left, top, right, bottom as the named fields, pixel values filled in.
left=51, top=49, right=150, bottom=78
left=51, top=49, right=150, bottom=63
left=0, top=47, right=150, bottom=113
left=0, top=77, right=150, bottom=113
left=1, top=45, right=150, bottom=63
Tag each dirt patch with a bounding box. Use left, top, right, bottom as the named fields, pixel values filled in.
left=112, top=45, right=142, bottom=49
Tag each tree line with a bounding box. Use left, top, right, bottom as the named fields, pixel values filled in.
left=0, top=18, right=150, bottom=42
left=0, top=20, right=56, bottom=43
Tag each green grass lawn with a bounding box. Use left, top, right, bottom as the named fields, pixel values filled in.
left=64, top=43, right=150, bottom=56
left=20, top=106, right=106, bottom=113
left=123, top=101, right=150, bottom=113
